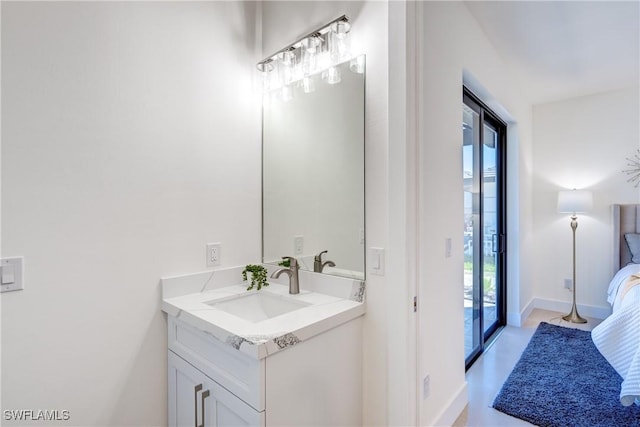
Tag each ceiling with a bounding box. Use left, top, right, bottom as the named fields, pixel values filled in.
left=464, top=1, right=640, bottom=105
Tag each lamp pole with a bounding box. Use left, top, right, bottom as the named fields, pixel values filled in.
left=562, top=214, right=587, bottom=323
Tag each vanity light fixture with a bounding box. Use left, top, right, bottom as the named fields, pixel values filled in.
left=256, top=15, right=359, bottom=97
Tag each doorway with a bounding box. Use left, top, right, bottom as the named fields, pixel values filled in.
left=463, top=88, right=507, bottom=369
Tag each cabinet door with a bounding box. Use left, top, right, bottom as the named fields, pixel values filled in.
left=168, top=351, right=264, bottom=427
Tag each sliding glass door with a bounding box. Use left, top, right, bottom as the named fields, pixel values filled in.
left=463, top=88, right=507, bottom=369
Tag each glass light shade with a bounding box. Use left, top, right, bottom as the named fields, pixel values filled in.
left=557, top=190, right=593, bottom=214
left=301, top=36, right=321, bottom=52
left=325, top=66, right=341, bottom=85
left=256, top=60, right=273, bottom=73
left=279, top=50, right=296, bottom=85
left=328, top=21, right=351, bottom=62
left=330, top=20, right=351, bottom=35
left=301, top=38, right=318, bottom=75
left=302, top=76, right=315, bottom=93
left=349, top=55, right=365, bottom=74
left=281, top=85, right=294, bottom=102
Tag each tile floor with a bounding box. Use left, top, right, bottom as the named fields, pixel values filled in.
left=455, top=309, right=603, bottom=426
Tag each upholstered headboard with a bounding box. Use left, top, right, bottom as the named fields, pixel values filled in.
left=613, top=204, right=640, bottom=271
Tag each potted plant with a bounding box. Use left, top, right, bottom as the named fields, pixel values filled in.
left=242, top=264, right=268, bottom=291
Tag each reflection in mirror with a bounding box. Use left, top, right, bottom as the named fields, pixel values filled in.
left=262, top=57, right=365, bottom=279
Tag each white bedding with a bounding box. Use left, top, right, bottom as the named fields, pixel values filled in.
left=592, top=263, right=640, bottom=406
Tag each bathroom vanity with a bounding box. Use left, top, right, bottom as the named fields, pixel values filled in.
left=162, top=266, right=365, bottom=426
left=162, top=22, right=368, bottom=426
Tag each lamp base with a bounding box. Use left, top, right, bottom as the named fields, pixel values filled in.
left=562, top=304, right=587, bottom=324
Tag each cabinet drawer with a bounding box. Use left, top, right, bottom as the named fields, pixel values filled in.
left=168, top=316, right=265, bottom=411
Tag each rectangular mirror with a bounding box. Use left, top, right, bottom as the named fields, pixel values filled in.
left=262, top=57, right=365, bottom=279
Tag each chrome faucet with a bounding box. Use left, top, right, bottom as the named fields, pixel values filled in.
left=271, top=256, right=300, bottom=294
left=314, top=250, right=336, bottom=273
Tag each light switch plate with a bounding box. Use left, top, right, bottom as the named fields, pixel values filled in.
left=369, top=247, right=385, bottom=276
left=445, top=238, right=452, bottom=258
left=1, top=257, right=24, bottom=293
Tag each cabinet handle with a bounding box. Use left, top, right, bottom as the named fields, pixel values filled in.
left=194, top=384, right=202, bottom=427
left=199, top=390, right=210, bottom=427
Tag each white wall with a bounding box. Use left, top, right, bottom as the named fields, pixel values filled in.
left=532, top=87, right=640, bottom=315
left=1, top=2, right=261, bottom=425
left=261, top=2, right=392, bottom=424
left=418, top=2, right=534, bottom=424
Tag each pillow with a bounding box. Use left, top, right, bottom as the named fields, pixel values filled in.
left=624, top=233, right=640, bottom=264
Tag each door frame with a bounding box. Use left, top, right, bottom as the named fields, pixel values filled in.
left=463, top=87, right=508, bottom=369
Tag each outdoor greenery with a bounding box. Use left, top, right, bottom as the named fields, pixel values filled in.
left=464, top=260, right=496, bottom=273
left=463, top=261, right=497, bottom=300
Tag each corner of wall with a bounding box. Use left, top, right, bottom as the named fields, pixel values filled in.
left=432, top=382, right=468, bottom=427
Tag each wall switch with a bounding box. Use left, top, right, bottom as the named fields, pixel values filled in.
left=564, top=278, right=573, bottom=290
left=445, top=238, right=452, bottom=258
left=294, top=235, right=304, bottom=255
left=206, top=243, right=221, bottom=267
left=2, top=265, right=15, bottom=284
left=423, top=374, right=430, bottom=399
left=369, top=247, right=385, bottom=276
left=1, top=257, right=24, bottom=293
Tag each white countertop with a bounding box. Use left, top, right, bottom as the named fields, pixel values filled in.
left=161, top=266, right=366, bottom=359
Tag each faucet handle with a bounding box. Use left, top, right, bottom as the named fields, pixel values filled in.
left=282, top=256, right=299, bottom=269
left=314, top=250, right=328, bottom=262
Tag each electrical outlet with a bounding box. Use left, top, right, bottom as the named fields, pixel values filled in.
left=294, top=236, right=304, bottom=255
left=206, top=243, right=221, bottom=267
left=564, top=278, right=573, bottom=290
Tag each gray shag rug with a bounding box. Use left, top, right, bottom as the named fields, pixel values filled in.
left=492, top=322, right=640, bottom=427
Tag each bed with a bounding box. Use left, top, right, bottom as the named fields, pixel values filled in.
left=591, top=204, right=640, bottom=406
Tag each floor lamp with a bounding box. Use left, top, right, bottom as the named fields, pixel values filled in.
left=557, top=189, right=593, bottom=324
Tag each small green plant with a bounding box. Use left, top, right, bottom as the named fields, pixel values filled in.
left=242, top=264, right=268, bottom=291
left=278, top=258, right=291, bottom=268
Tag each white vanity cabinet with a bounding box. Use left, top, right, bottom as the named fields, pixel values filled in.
left=166, top=315, right=362, bottom=427
left=168, top=351, right=264, bottom=427
left=162, top=269, right=366, bottom=427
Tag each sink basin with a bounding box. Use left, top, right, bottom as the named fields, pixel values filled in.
left=206, top=292, right=311, bottom=323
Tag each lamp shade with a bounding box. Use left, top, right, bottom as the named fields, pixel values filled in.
left=557, top=190, right=593, bottom=214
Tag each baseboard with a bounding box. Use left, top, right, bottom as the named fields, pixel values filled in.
left=507, top=297, right=609, bottom=325
left=507, top=298, right=535, bottom=327
left=431, top=381, right=468, bottom=427
left=531, top=297, right=611, bottom=320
